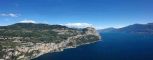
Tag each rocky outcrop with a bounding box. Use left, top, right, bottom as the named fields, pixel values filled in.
left=0, top=25, right=101, bottom=60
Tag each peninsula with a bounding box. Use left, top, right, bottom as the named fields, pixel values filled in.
left=0, top=23, right=101, bottom=60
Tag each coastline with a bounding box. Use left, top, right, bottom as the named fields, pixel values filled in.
left=32, top=39, right=101, bottom=60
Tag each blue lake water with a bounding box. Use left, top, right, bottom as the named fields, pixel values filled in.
left=34, top=33, right=153, bottom=60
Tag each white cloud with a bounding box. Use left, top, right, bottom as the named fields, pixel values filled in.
left=62, top=23, right=94, bottom=28
left=20, top=20, right=36, bottom=23
left=8, top=13, right=17, bottom=17
left=0, top=13, right=18, bottom=17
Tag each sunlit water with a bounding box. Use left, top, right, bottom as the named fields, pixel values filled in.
left=33, top=33, right=153, bottom=60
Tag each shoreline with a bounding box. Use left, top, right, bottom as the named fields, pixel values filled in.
left=32, top=39, right=101, bottom=60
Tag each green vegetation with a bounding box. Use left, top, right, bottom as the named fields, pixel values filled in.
left=0, top=23, right=79, bottom=43
left=76, top=35, right=99, bottom=45
left=0, top=23, right=100, bottom=60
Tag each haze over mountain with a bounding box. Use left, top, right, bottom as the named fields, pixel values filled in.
left=97, top=27, right=117, bottom=33
left=117, top=23, right=153, bottom=34
left=99, top=22, right=153, bottom=34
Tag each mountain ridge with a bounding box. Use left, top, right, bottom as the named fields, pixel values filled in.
left=99, top=22, right=153, bottom=34
left=0, top=23, right=101, bottom=60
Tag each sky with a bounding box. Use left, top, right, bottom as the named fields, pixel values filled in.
left=0, top=0, right=153, bottom=29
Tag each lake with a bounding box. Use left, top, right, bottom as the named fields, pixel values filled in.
left=33, top=33, right=153, bottom=60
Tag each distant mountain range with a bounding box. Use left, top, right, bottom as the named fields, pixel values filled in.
left=97, top=27, right=117, bottom=33
left=98, top=23, right=153, bottom=34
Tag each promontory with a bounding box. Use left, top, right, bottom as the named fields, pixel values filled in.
left=0, top=23, right=101, bottom=60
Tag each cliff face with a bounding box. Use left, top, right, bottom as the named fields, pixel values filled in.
left=0, top=23, right=101, bottom=60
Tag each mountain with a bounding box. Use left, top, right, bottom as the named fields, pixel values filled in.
left=0, top=23, right=101, bottom=60
left=117, top=23, right=153, bottom=34
left=99, top=23, right=153, bottom=34
left=97, top=27, right=117, bottom=33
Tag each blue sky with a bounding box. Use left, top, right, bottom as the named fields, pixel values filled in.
left=0, top=0, right=153, bottom=29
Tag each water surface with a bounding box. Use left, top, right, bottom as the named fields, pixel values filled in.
left=34, top=33, right=153, bottom=60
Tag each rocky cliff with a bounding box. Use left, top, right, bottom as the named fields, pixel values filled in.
left=0, top=23, right=101, bottom=60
